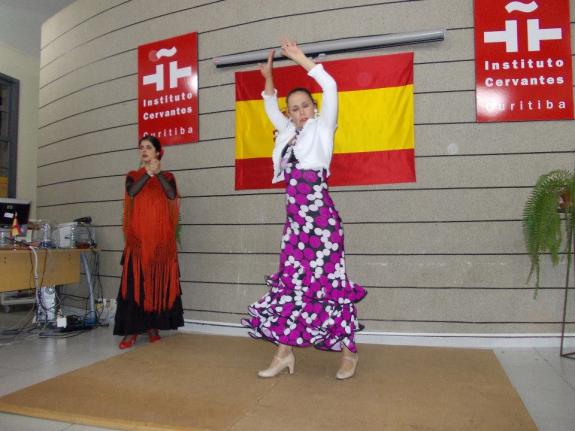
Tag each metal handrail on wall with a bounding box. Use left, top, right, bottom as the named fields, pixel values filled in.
left=213, top=29, right=446, bottom=68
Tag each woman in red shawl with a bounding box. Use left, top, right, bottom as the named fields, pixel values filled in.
left=114, top=136, right=184, bottom=349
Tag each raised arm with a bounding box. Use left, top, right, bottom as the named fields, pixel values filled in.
left=260, top=49, right=276, bottom=96
left=260, top=49, right=290, bottom=131
left=280, top=39, right=316, bottom=72
left=281, top=39, right=337, bottom=130
left=308, top=64, right=338, bottom=130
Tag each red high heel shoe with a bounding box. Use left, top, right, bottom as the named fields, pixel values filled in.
left=147, top=329, right=161, bottom=343
left=119, top=334, right=137, bottom=349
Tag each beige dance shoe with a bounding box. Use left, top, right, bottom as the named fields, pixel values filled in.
left=336, top=353, right=359, bottom=380
left=257, top=352, right=296, bottom=378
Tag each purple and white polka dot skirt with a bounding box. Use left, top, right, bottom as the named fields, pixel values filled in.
left=242, top=163, right=367, bottom=352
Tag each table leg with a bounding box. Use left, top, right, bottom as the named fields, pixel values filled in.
left=81, top=252, right=96, bottom=325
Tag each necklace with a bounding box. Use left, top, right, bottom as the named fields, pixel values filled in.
left=280, top=129, right=301, bottom=169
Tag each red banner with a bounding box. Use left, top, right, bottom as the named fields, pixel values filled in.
left=138, top=32, right=199, bottom=145
left=474, top=0, right=573, bottom=122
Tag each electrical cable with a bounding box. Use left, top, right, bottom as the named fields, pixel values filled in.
left=2, top=243, right=107, bottom=342
left=0, top=244, right=43, bottom=343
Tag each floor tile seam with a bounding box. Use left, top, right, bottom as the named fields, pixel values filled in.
left=0, top=362, right=58, bottom=374
left=493, top=350, right=551, bottom=427
left=0, top=358, right=85, bottom=390
left=0, top=311, right=36, bottom=333
left=253, top=378, right=281, bottom=405
left=533, top=347, right=575, bottom=392
left=224, top=410, right=250, bottom=431
left=0, top=335, right=35, bottom=347
left=0, top=363, right=31, bottom=372
left=0, top=334, right=50, bottom=349
left=222, top=378, right=282, bottom=430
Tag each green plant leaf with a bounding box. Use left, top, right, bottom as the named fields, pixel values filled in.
left=522, top=169, right=574, bottom=296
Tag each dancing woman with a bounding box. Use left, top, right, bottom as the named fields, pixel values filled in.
left=242, top=40, right=366, bottom=380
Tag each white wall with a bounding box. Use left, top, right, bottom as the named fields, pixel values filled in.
left=38, top=0, right=575, bottom=337
left=0, top=40, right=38, bottom=216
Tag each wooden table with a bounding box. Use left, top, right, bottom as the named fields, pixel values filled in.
left=0, top=247, right=97, bottom=323
left=0, top=248, right=81, bottom=292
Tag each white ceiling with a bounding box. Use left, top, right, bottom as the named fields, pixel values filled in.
left=0, top=0, right=76, bottom=57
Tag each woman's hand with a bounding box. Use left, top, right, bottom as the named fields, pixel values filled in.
left=147, top=159, right=161, bottom=176
left=261, top=49, right=276, bottom=96
left=259, top=49, right=274, bottom=80
left=280, top=38, right=316, bottom=72
left=280, top=39, right=304, bottom=62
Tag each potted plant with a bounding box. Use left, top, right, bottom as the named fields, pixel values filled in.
left=523, top=169, right=574, bottom=291
left=522, top=169, right=574, bottom=358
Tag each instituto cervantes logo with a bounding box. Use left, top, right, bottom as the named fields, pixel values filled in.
left=474, top=0, right=573, bottom=122
left=138, top=32, right=199, bottom=145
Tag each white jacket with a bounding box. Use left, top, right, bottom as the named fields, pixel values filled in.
left=262, top=64, right=338, bottom=183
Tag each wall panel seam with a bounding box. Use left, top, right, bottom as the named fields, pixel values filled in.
left=40, top=58, right=479, bottom=107
left=39, top=73, right=135, bottom=109
left=41, top=0, right=133, bottom=50
left=360, top=319, right=572, bottom=324
left=40, top=48, right=134, bottom=90
left=43, top=116, right=570, bottom=148
left=37, top=165, right=235, bottom=187
left=39, top=22, right=575, bottom=91
left=38, top=148, right=134, bottom=168
left=181, top=310, right=571, bottom=325
left=90, top=220, right=524, bottom=227
left=359, top=317, right=575, bottom=325
left=38, top=124, right=137, bottom=149
left=94, top=274, right=571, bottom=291
left=37, top=140, right=235, bottom=167
left=40, top=87, right=479, bottom=127
left=41, top=0, right=425, bottom=71
left=39, top=133, right=227, bottom=150
left=43, top=36, right=575, bottom=99
left=96, top=248, right=536, bottom=257
left=36, top=149, right=575, bottom=173
left=39, top=99, right=137, bottom=130
left=40, top=0, right=227, bottom=70
left=35, top=185, right=538, bottom=208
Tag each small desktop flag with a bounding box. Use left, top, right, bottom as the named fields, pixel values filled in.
left=10, top=213, right=22, bottom=238
left=235, top=52, right=416, bottom=190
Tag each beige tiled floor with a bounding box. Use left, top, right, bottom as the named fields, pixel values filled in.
left=0, top=309, right=574, bottom=431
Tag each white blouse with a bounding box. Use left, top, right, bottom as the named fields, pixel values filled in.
left=262, top=64, right=338, bottom=183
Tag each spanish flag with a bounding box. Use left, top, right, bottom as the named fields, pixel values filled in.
left=10, top=213, right=22, bottom=238
left=235, top=53, right=415, bottom=190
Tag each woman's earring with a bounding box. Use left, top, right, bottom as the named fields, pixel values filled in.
left=314, top=108, right=319, bottom=118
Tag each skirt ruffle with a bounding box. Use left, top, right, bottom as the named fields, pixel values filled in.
left=242, top=275, right=366, bottom=352
left=114, top=256, right=184, bottom=336
left=242, top=165, right=366, bottom=352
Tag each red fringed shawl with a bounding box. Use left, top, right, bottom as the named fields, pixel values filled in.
left=121, top=168, right=180, bottom=312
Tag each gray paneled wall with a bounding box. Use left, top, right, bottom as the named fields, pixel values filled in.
left=38, top=0, right=575, bottom=334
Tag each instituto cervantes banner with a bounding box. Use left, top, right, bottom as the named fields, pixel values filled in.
left=474, top=0, right=573, bottom=122
left=138, top=32, right=199, bottom=145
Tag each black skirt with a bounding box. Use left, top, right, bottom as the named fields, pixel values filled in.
left=113, top=255, right=184, bottom=336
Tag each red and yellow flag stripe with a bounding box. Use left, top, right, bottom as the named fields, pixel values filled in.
left=235, top=53, right=415, bottom=190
